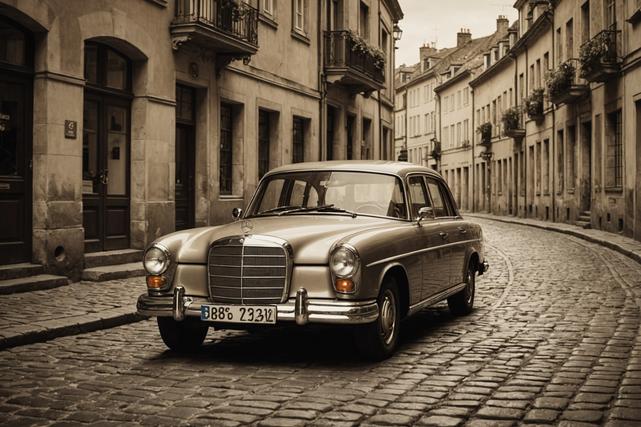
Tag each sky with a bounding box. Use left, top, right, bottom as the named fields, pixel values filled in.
left=395, top=0, right=519, bottom=67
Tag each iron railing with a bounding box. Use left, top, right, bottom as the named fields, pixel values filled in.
left=324, top=30, right=385, bottom=84
left=174, top=0, right=258, bottom=46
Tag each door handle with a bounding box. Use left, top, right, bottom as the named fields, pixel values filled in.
left=458, top=227, right=467, bottom=234
left=439, top=232, right=448, bottom=239
left=99, top=169, right=109, bottom=185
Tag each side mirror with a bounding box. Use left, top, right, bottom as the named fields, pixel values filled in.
left=417, top=206, right=434, bottom=225
left=232, top=207, right=243, bottom=220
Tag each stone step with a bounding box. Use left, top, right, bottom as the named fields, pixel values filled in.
left=0, top=274, right=69, bottom=295
left=81, top=262, right=146, bottom=282
left=84, top=249, right=144, bottom=269
left=575, top=220, right=592, bottom=230
left=0, top=263, right=45, bottom=281
left=578, top=215, right=591, bottom=222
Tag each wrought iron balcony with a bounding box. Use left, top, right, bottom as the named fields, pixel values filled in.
left=502, top=107, right=526, bottom=140
left=324, top=30, right=386, bottom=95
left=171, top=0, right=258, bottom=58
left=524, top=88, right=545, bottom=123
left=579, top=28, right=621, bottom=83
left=546, top=59, right=589, bottom=106
left=477, top=123, right=493, bottom=147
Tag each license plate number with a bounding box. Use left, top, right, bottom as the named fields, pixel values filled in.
left=200, top=304, right=277, bottom=324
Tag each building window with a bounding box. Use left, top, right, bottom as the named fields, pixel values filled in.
left=220, top=103, right=233, bottom=195
left=261, top=0, right=274, bottom=17
left=606, top=109, right=623, bottom=189
left=566, top=19, right=574, bottom=60
left=581, top=1, right=590, bottom=43
left=359, top=1, right=369, bottom=40
left=293, top=0, right=306, bottom=33
left=543, top=139, right=549, bottom=194
left=604, top=0, right=615, bottom=29
left=258, top=110, right=270, bottom=179
left=557, top=129, right=564, bottom=194
left=556, top=27, right=563, bottom=65
left=568, top=126, right=576, bottom=190
left=536, top=142, right=541, bottom=194
left=292, top=116, right=307, bottom=163
left=463, top=88, right=469, bottom=106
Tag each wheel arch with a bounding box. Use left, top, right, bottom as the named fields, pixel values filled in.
left=378, top=263, right=410, bottom=319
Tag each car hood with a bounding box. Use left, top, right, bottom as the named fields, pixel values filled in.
left=158, top=215, right=394, bottom=265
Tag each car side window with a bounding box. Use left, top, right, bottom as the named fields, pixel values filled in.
left=439, top=181, right=458, bottom=217
left=426, top=178, right=447, bottom=218
left=407, top=176, right=431, bottom=219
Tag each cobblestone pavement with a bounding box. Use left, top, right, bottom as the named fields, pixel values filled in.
left=0, top=277, right=145, bottom=346
left=1, top=219, right=640, bottom=426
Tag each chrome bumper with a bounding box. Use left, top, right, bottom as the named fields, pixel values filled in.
left=137, top=286, right=379, bottom=325
left=479, top=260, right=489, bottom=275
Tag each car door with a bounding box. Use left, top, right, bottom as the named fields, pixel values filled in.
left=407, top=175, right=442, bottom=302
left=425, top=177, right=459, bottom=292
left=434, top=178, right=467, bottom=287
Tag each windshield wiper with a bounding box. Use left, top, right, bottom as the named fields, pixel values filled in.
left=278, top=204, right=358, bottom=218
left=256, top=205, right=302, bottom=216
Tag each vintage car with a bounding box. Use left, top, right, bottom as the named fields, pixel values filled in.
left=137, top=161, right=488, bottom=359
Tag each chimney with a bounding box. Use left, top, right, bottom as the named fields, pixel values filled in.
left=457, top=28, right=472, bottom=47
left=420, top=43, right=437, bottom=60
left=497, top=15, right=509, bottom=34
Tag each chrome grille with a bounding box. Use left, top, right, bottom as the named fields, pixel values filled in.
left=207, top=236, right=290, bottom=304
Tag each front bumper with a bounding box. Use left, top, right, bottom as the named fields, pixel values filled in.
left=137, top=286, right=379, bottom=326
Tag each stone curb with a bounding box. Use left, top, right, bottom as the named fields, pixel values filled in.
left=0, top=310, right=148, bottom=351
left=466, top=213, right=641, bottom=266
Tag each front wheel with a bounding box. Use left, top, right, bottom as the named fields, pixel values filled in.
left=448, top=260, right=476, bottom=316
left=157, top=317, right=209, bottom=352
left=354, top=278, right=401, bottom=360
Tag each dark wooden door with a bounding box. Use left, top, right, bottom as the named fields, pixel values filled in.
left=0, top=72, right=32, bottom=264
left=175, top=124, right=195, bottom=230
left=82, top=95, right=130, bottom=252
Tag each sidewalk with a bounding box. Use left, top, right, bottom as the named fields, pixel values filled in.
left=0, top=276, right=147, bottom=350
left=466, top=212, right=641, bottom=265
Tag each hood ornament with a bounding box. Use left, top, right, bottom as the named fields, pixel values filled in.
left=241, top=219, right=254, bottom=236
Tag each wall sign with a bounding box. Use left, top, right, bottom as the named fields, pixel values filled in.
left=64, top=120, right=77, bottom=139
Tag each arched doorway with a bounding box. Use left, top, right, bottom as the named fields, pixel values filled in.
left=82, top=41, right=132, bottom=252
left=0, top=16, right=33, bottom=264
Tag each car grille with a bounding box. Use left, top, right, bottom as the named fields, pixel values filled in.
left=207, top=236, right=289, bottom=304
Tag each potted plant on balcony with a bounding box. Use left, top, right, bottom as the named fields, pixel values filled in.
left=579, top=30, right=619, bottom=82
left=477, top=122, right=492, bottom=146
left=430, top=140, right=441, bottom=160
left=502, top=106, right=525, bottom=139
left=545, top=60, right=587, bottom=105
left=524, top=88, right=545, bottom=123
left=348, top=31, right=386, bottom=72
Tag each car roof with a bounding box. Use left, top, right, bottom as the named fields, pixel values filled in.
left=266, top=161, right=443, bottom=179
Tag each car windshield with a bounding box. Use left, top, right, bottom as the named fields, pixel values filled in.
left=248, top=171, right=408, bottom=220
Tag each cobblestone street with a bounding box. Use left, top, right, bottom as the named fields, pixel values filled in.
left=1, top=218, right=640, bottom=426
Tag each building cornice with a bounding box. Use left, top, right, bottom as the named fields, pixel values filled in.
left=469, top=54, right=513, bottom=87
left=434, top=69, right=470, bottom=93
left=382, top=0, right=404, bottom=22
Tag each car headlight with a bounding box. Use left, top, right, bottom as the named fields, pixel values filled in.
left=330, top=245, right=360, bottom=278
left=144, top=244, right=171, bottom=276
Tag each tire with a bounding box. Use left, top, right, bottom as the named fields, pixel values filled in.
left=354, top=278, right=401, bottom=361
left=157, top=317, right=209, bottom=352
left=447, top=260, right=476, bottom=316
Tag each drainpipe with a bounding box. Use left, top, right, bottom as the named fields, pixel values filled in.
left=318, top=0, right=325, bottom=161
left=471, top=87, right=476, bottom=212
left=436, top=92, right=441, bottom=173
left=548, top=9, right=556, bottom=223
left=377, top=0, right=383, bottom=159
left=524, top=44, right=529, bottom=218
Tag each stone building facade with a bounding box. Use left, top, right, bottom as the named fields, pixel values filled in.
left=0, top=0, right=402, bottom=278
left=395, top=0, right=641, bottom=243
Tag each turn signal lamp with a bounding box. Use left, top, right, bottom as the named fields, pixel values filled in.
left=146, top=275, right=166, bottom=289
left=335, top=278, right=355, bottom=293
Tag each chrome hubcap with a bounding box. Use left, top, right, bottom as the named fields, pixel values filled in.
left=465, top=270, right=475, bottom=305
left=380, top=290, right=397, bottom=345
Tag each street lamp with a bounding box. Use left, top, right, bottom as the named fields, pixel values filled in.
left=393, top=24, right=403, bottom=42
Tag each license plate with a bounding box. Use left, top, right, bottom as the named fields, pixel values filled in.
left=200, top=304, right=277, bottom=324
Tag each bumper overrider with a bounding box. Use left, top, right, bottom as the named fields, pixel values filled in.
left=137, top=286, right=379, bottom=325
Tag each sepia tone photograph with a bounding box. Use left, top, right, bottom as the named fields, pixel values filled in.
left=0, top=0, right=640, bottom=425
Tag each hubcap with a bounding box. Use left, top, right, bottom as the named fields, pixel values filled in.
left=380, top=290, right=397, bottom=345
left=465, top=269, right=475, bottom=305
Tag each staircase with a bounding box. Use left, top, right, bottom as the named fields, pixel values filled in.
left=576, top=211, right=592, bottom=229
left=81, top=249, right=145, bottom=282
left=0, top=263, right=69, bottom=295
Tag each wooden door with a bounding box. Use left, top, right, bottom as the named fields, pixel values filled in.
left=82, top=96, right=130, bottom=252
left=0, top=72, right=32, bottom=264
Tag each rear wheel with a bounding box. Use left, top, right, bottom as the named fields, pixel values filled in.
left=354, top=278, right=401, bottom=360
left=447, top=260, right=476, bottom=316
left=157, top=317, right=209, bottom=352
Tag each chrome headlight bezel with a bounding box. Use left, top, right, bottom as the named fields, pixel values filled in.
left=329, top=244, right=361, bottom=279
left=143, top=244, right=171, bottom=276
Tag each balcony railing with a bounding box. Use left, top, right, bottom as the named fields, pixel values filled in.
left=579, top=28, right=621, bottom=83
left=546, top=59, right=589, bottom=106
left=171, top=0, right=258, bottom=56
left=502, top=106, right=526, bottom=140
left=324, top=30, right=386, bottom=94
left=524, top=88, right=545, bottom=123
left=477, top=123, right=493, bottom=146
